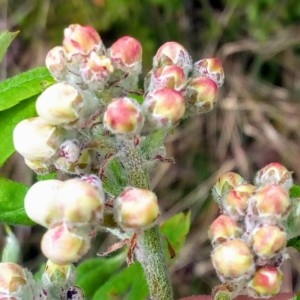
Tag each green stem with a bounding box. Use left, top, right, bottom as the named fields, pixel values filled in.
left=120, top=140, right=174, bottom=300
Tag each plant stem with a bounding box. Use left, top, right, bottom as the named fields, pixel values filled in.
left=120, top=140, right=174, bottom=300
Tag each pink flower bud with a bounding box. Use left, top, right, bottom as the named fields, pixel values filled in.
left=114, top=187, right=160, bottom=230
left=251, top=224, right=287, bottom=259
left=185, top=76, right=218, bottom=114
left=103, top=97, right=144, bottom=135
left=254, top=184, right=291, bottom=219
left=208, top=214, right=242, bottom=246
left=109, top=36, right=142, bottom=73
left=63, top=24, right=103, bottom=56
left=223, top=184, right=256, bottom=219
left=248, top=266, right=283, bottom=298
left=45, top=46, right=67, bottom=81
left=254, top=162, right=293, bottom=191
left=24, top=179, right=63, bottom=227
left=58, top=178, right=104, bottom=224
left=193, top=58, right=224, bottom=87
left=212, top=172, right=246, bottom=206
left=36, top=83, right=83, bottom=125
left=211, top=239, right=254, bottom=281
left=41, top=223, right=91, bottom=265
left=13, top=117, right=63, bottom=162
left=143, top=88, right=185, bottom=128
left=153, top=41, right=192, bottom=76
left=145, top=65, right=186, bottom=92
left=59, top=139, right=81, bottom=163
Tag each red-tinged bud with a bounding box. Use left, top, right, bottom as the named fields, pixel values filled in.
left=193, top=58, right=224, bottom=87
left=103, top=97, right=144, bottom=135
left=45, top=46, right=67, bottom=80
left=80, top=174, right=104, bottom=196
left=143, top=88, right=185, bottom=128
left=58, top=178, right=104, bottom=224
left=0, top=263, right=27, bottom=294
left=251, top=224, right=287, bottom=259
left=41, top=223, right=91, bottom=265
left=59, top=139, right=81, bottom=163
left=254, top=162, right=293, bottom=191
left=254, top=184, right=291, bottom=219
left=80, top=52, right=114, bottom=90
left=211, top=239, right=254, bottom=281
left=24, top=179, right=63, bottom=228
left=185, top=76, right=218, bottom=114
left=63, top=24, right=104, bottom=57
left=36, top=83, right=83, bottom=126
left=223, top=184, right=256, bottom=219
left=13, top=117, right=63, bottom=162
left=248, top=266, right=283, bottom=298
left=212, top=172, right=246, bottom=206
left=153, top=41, right=192, bottom=76
left=208, top=214, right=242, bottom=246
left=109, top=36, right=142, bottom=73
left=114, top=186, right=160, bottom=231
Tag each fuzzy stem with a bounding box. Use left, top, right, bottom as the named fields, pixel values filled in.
left=119, top=139, right=174, bottom=300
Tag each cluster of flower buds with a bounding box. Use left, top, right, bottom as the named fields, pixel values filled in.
left=210, top=162, right=293, bottom=298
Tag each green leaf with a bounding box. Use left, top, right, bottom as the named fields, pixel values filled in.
left=76, top=253, right=125, bottom=298
left=92, top=262, right=148, bottom=300
left=160, top=211, right=191, bottom=260
left=287, top=236, right=300, bottom=252
left=0, top=67, right=55, bottom=111
left=0, top=97, right=37, bottom=167
left=0, top=177, right=33, bottom=225
left=290, top=184, right=300, bottom=198
left=0, top=31, right=19, bottom=63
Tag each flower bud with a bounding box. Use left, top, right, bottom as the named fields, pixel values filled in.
left=248, top=266, right=282, bottom=298
left=114, top=187, right=160, bottom=230
left=13, top=117, right=63, bottom=162
left=251, top=224, right=287, bottom=259
left=153, top=41, right=192, bottom=77
left=223, top=184, right=255, bottom=219
left=80, top=174, right=104, bottom=197
left=103, top=97, right=144, bottom=135
left=0, top=263, right=27, bottom=294
left=58, top=178, right=104, bottom=223
left=24, top=179, right=63, bottom=227
left=65, top=286, right=85, bottom=300
left=45, top=46, right=67, bottom=81
left=193, top=58, right=224, bottom=87
left=254, top=162, right=293, bottom=191
left=59, top=139, right=81, bottom=163
left=185, top=76, right=218, bottom=114
left=41, top=223, right=91, bottom=265
left=143, top=88, right=185, bottom=128
left=254, top=184, right=291, bottom=219
left=63, top=24, right=104, bottom=57
left=109, top=36, right=142, bottom=73
left=36, top=83, right=83, bottom=125
left=212, top=172, right=246, bottom=206
left=208, top=214, right=242, bottom=246
left=211, top=239, right=254, bottom=281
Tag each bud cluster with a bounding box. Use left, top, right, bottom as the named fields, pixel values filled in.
left=209, top=162, right=293, bottom=298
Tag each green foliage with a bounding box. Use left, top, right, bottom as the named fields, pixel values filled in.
left=0, top=31, right=19, bottom=63
left=0, top=177, right=33, bottom=225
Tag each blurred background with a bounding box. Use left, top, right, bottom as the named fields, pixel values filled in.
left=0, top=0, right=300, bottom=298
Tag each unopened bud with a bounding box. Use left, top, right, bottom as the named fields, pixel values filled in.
left=254, top=162, right=293, bottom=191
left=103, top=97, right=144, bottom=135
left=185, top=76, right=218, bottom=114
left=24, top=179, right=63, bottom=227
left=211, top=239, right=254, bottom=281
left=45, top=46, right=67, bottom=81
left=13, top=117, right=63, bottom=162
left=59, top=139, right=81, bottom=163
left=208, top=214, right=242, bottom=246
left=114, top=187, right=160, bottom=230
left=143, top=88, right=185, bottom=128
left=41, top=223, right=91, bottom=265
left=153, top=41, right=192, bottom=76
left=254, top=184, right=291, bottom=219
left=193, top=58, right=224, bottom=87
left=36, top=83, right=83, bottom=126
left=251, top=224, right=287, bottom=259
left=248, top=266, right=283, bottom=298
